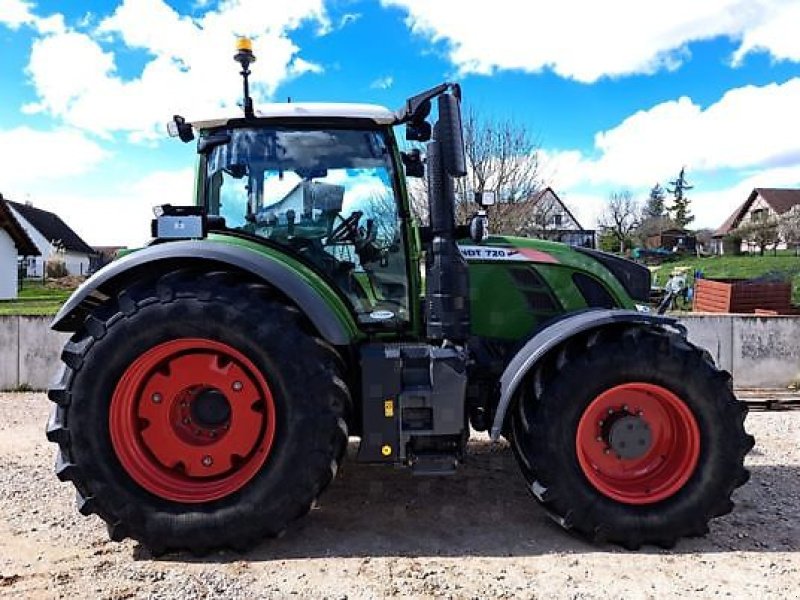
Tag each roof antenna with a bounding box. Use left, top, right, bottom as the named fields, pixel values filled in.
left=234, top=37, right=256, bottom=119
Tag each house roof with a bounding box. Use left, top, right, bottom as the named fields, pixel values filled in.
left=528, top=187, right=587, bottom=231
left=6, top=199, right=95, bottom=255
left=0, top=195, right=39, bottom=256
left=753, top=188, right=800, bottom=214
left=714, top=188, right=800, bottom=237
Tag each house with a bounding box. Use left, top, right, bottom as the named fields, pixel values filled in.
left=712, top=188, right=800, bottom=254
left=503, top=187, right=595, bottom=247
left=4, top=197, right=96, bottom=277
left=644, top=228, right=696, bottom=252
left=0, top=195, right=39, bottom=299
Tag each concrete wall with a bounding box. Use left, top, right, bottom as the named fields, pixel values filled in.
left=0, top=316, right=71, bottom=390
left=0, top=314, right=798, bottom=391
left=680, top=314, right=800, bottom=388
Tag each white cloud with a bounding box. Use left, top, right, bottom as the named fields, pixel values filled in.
left=383, top=0, right=798, bottom=82
left=0, top=0, right=35, bottom=29
left=733, top=2, right=800, bottom=64
left=0, top=127, right=108, bottom=188
left=370, top=75, right=394, bottom=90
left=18, top=168, right=195, bottom=247
left=21, top=0, right=328, bottom=141
left=541, top=78, right=800, bottom=190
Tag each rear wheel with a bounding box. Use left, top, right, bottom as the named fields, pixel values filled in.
left=511, top=326, right=753, bottom=549
left=47, top=270, right=350, bottom=554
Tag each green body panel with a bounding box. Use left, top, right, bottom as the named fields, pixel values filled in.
left=205, top=232, right=362, bottom=341
left=461, top=236, right=636, bottom=342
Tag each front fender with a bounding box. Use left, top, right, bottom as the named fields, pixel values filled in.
left=490, top=309, right=684, bottom=440
left=51, top=240, right=359, bottom=346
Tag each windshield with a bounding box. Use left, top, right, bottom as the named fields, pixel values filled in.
left=204, top=127, right=409, bottom=326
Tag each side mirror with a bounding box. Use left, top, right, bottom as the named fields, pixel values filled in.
left=474, top=191, right=496, bottom=207
left=166, top=115, right=194, bottom=143
left=401, top=149, right=425, bottom=178
left=437, top=93, right=467, bottom=177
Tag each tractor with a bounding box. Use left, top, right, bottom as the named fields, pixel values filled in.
left=46, top=39, right=753, bottom=554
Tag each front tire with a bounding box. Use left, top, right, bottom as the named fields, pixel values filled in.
left=510, top=325, right=754, bottom=549
left=47, top=270, right=350, bottom=554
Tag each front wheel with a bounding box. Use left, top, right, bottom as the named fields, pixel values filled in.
left=47, top=270, right=350, bottom=554
left=510, top=326, right=754, bottom=549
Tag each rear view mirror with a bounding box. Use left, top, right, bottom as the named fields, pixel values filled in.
left=166, top=115, right=194, bottom=143
left=474, top=191, right=496, bottom=207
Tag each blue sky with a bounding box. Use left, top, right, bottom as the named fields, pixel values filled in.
left=2, top=0, right=800, bottom=246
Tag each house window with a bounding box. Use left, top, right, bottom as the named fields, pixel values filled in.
left=553, top=214, right=563, bottom=227
left=751, top=208, right=768, bottom=222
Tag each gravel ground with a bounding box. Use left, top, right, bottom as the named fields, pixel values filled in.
left=0, top=392, right=798, bottom=599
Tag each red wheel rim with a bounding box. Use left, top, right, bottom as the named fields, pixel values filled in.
left=110, top=339, right=276, bottom=503
left=575, top=382, right=700, bottom=505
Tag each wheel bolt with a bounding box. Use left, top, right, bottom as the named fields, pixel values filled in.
left=152, top=393, right=162, bottom=404
left=202, top=455, right=213, bottom=467
left=209, top=431, right=216, bottom=438
left=596, top=436, right=602, bottom=442
left=598, top=420, right=604, bottom=426
left=607, top=409, right=614, bottom=415
left=604, top=449, right=611, bottom=455
left=182, top=418, right=190, bottom=425
left=622, top=404, right=629, bottom=411
left=232, top=380, right=243, bottom=392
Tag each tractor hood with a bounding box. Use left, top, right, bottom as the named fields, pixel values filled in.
left=457, top=236, right=651, bottom=304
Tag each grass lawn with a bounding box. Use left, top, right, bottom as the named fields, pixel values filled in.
left=650, top=253, right=800, bottom=306
left=0, top=280, right=75, bottom=316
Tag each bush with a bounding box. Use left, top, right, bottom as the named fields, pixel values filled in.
left=46, top=259, right=68, bottom=279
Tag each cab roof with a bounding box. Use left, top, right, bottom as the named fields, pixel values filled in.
left=192, top=102, right=396, bottom=130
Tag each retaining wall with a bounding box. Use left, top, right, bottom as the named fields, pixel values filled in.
left=0, top=314, right=798, bottom=390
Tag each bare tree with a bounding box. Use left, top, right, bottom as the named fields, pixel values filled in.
left=598, top=190, right=641, bottom=253
left=406, top=107, right=543, bottom=234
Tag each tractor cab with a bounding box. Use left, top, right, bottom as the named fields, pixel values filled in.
left=196, top=118, right=413, bottom=327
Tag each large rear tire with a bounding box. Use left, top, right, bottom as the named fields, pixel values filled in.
left=46, top=270, right=350, bottom=554
left=510, top=325, right=754, bottom=549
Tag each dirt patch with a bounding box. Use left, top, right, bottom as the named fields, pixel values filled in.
left=1, top=393, right=798, bottom=599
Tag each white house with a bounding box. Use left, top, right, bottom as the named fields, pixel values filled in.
left=5, top=198, right=95, bottom=277
left=712, top=188, right=800, bottom=254
left=0, top=195, right=39, bottom=299
left=524, top=187, right=596, bottom=247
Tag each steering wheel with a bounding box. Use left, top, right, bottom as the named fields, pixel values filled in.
left=327, top=211, right=364, bottom=245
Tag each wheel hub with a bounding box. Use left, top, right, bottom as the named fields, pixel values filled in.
left=607, top=414, right=652, bottom=459
left=191, top=388, right=232, bottom=427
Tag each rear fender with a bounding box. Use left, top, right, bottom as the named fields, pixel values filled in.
left=490, top=309, right=684, bottom=440
left=51, top=240, right=359, bottom=346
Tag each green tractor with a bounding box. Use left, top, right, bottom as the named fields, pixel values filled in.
left=46, top=39, right=752, bottom=554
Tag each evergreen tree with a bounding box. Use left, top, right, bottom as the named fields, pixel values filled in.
left=667, top=167, right=694, bottom=228
left=643, top=183, right=666, bottom=219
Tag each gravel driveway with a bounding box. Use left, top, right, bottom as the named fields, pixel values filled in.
left=1, top=392, right=797, bottom=599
